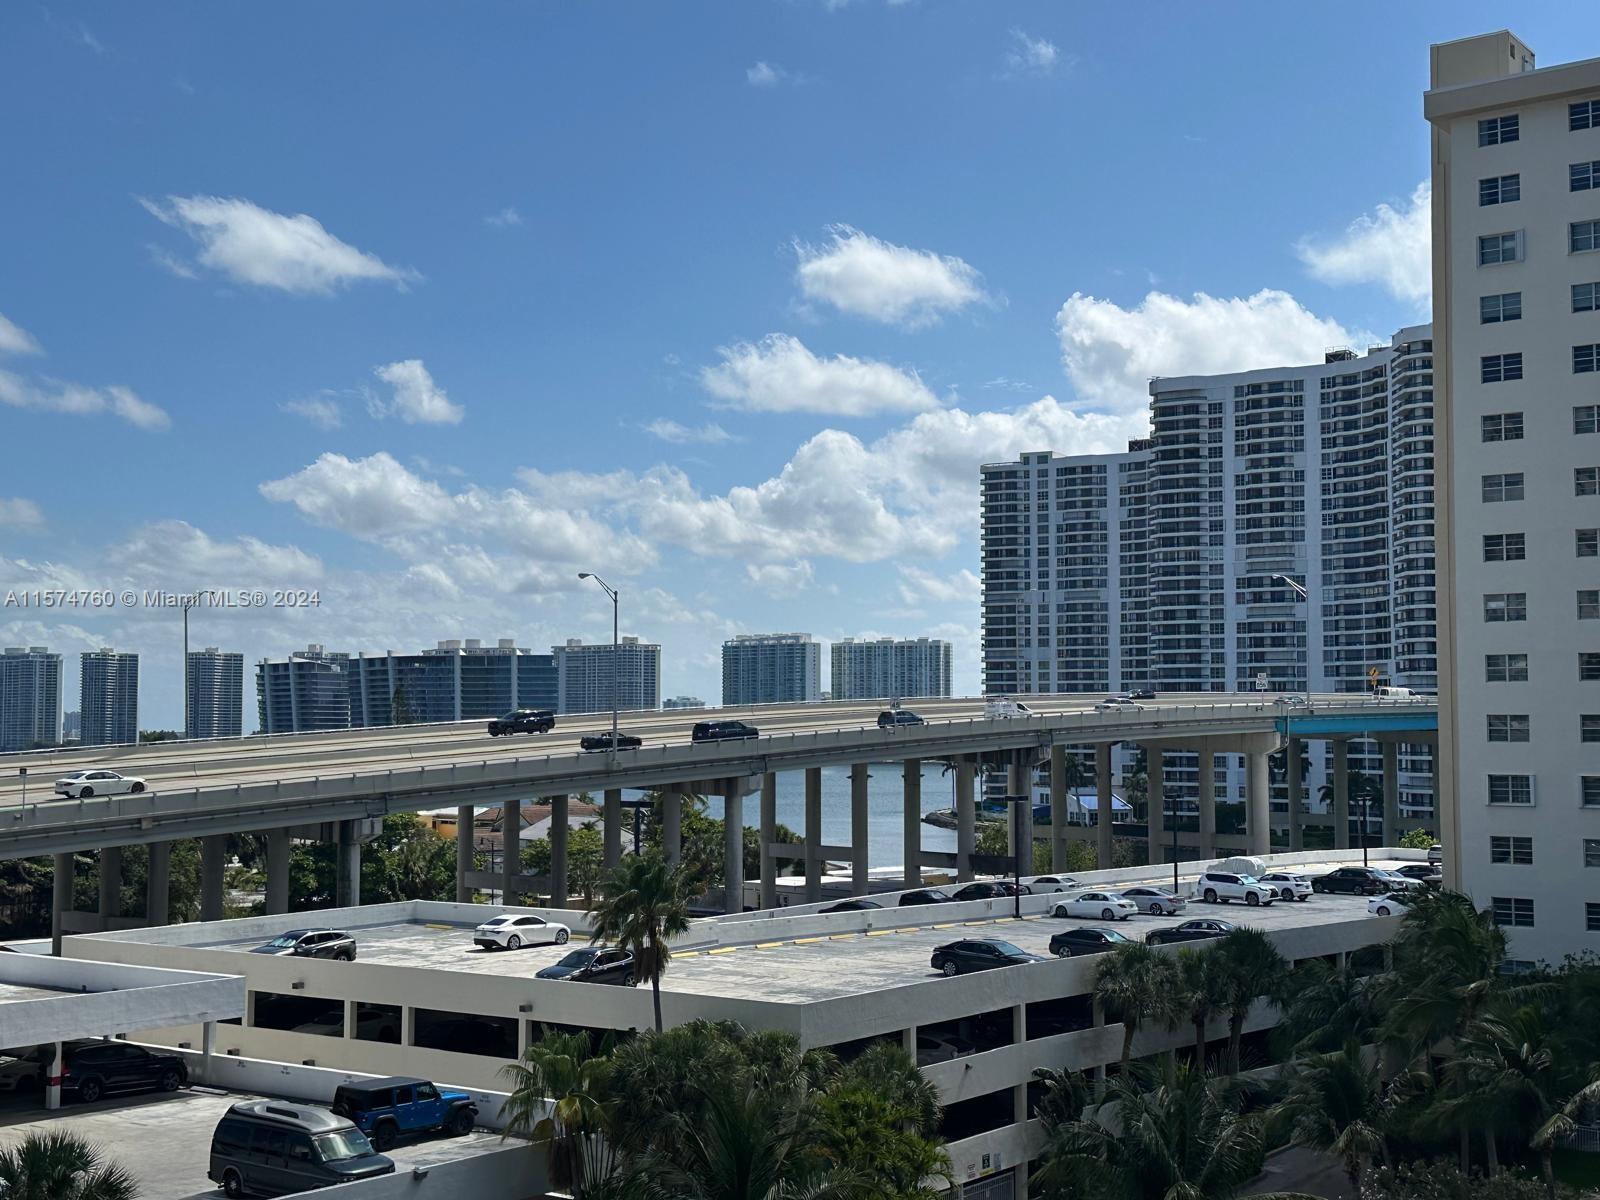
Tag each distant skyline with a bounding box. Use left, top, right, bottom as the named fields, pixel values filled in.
left=2, top=3, right=1593, bottom=727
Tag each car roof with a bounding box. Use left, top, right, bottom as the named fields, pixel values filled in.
left=228, top=1101, right=355, bottom=1132
left=337, top=1076, right=431, bottom=1092
left=275, top=927, right=328, bottom=937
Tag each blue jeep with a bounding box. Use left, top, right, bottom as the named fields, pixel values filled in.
left=330, top=1077, right=477, bottom=1150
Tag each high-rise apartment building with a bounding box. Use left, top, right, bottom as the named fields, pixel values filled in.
left=349, top=640, right=557, bottom=727
left=722, top=634, right=822, bottom=706
left=0, top=646, right=62, bottom=752
left=79, top=648, right=138, bottom=747
left=185, top=647, right=244, bottom=739
left=1427, top=31, right=1600, bottom=963
left=829, top=637, right=952, bottom=701
left=553, top=637, right=660, bottom=715
left=256, top=646, right=352, bottom=734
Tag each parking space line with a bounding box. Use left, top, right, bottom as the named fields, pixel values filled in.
left=755, top=941, right=783, bottom=949
left=932, top=923, right=957, bottom=930
left=708, top=947, right=738, bottom=956
left=829, top=934, right=857, bottom=941
left=866, top=929, right=895, bottom=937
left=793, top=936, right=824, bottom=944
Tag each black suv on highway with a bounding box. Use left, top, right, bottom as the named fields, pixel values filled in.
left=251, top=929, right=357, bottom=960
left=487, top=708, right=555, bottom=736
left=878, top=709, right=925, bottom=728
left=60, top=1039, right=187, bottom=1104
left=691, top=720, right=759, bottom=742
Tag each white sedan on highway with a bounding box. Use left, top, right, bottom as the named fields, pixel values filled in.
left=1051, top=891, right=1139, bottom=921
left=53, top=769, right=147, bottom=799
left=473, top=913, right=570, bottom=951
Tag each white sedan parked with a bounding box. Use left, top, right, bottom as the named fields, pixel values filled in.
left=1368, top=893, right=1413, bottom=918
left=53, top=769, right=146, bottom=798
left=1051, top=891, right=1139, bottom=921
left=1027, top=876, right=1080, bottom=894
left=473, top=913, right=570, bottom=951
left=1118, top=886, right=1187, bottom=916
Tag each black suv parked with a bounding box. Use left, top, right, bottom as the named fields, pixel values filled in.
left=691, top=720, right=759, bottom=742
left=61, top=1039, right=187, bottom=1104
left=1311, top=866, right=1389, bottom=896
left=536, top=946, right=638, bottom=986
left=898, top=889, right=952, bottom=906
left=950, top=881, right=1029, bottom=902
left=251, top=929, right=357, bottom=959
left=487, top=708, right=555, bottom=736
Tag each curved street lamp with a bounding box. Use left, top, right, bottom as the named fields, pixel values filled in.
left=577, top=573, right=620, bottom=752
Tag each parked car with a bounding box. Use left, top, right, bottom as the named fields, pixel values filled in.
left=1048, top=927, right=1133, bottom=958
left=536, top=946, right=637, bottom=986
left=1194, top=871, right=1275, bottom=906
left=915, top=1030, right=977, bottom=1065
left=53, top=769, right=146, bottom=798
left=1095, top=696, right=1144, bottom=712
left=1257, top=871, right=1314, bottom=902
left=930, top=938, right=1043, bottom=976
left=331, top=1077, right=477, bottom=1150
left=210, top=1099, right=395, bottom=1197
left=580, top=731, right=643, bottom=751
left=473, top=913, right=570, bottom=951
left=59, top=1039, right=186, bottom=1104
left=0, top=1046, right=45, bottom=1093
left=486, top=708, right=554, bottom=736
left=250, top=929, right=356, bottom=960
left=1052, top=891, right=1139, bottom=921
left=1310, top=866, right=1389, bottom=896
left=1368, top=893, right=1413, bottom=918
left=878, top=709, right=925, bottom=728
left=1027, top=876, right=1080, bottom=894
left=1374, top=869, right=1427, bottom=893
left=1211, top=856, right=1267, bottom=877
left=950, top=880, right=1029, bottom=902
left=897, top=889, right=952, bottom=907
left=983, top=697, right=1034, bottom=718
left=820, top=898, right=881, bottom=912
left=1427, top=843, right=1443, bottom=866
left=1118, top=885, right=1187, bottom=915
left=1145, top=918, right=1236, bottom=946
left=1129, top=688, right=1157, bottom=700
left=691, top=720, right=760, bottom=742
left=1395, top=863, right=1443, bottom=887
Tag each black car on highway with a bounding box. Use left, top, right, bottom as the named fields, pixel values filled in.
left=1144, top=918, right=1235, bottom=946
left=60, top=1039, right=187, bottom=1104
left=1310, top=866, right=1389, bottom=896
left=536, top=946, right=637, bottom=986
left=691, top=720, right=760, bottom=742
left=930, top=938, right=1043, bottom=976
left=951, top=880, right=1029, bottom=902
left=487, top=708, right=555, bottom=737
left=580, top=732, right=643, bottom=752
left=251, top=929, right=357, bottom=960
left=878, top=709, right=925, bottom=728
left=1129, top=688, right=1157, bottom=700
left=1047, top=927, right=1133, bottom=958
left=898, top=889, right=952, bottom=906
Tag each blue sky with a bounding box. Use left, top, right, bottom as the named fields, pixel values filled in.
left=2, top=2, right=1592, bottom=728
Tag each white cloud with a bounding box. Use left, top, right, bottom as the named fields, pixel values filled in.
left=0, top=370, right=170, bottom=430
left=745, top=560, right=814, bottom=595
left=0, top=313, right=42, bottom=356
left=1004, top=28, right=1059, bottom=76
left=139, top=195, right=419, bottom=295
left=1296, top=180, right=1432, bottom=307
left=112, top=520, right=322, bottom=582
left=0, top=499, right=43, bottom=530
left=700, top=333, right=939, bottom=416
left=280, top=394, right=343, bottom=430
left=260, top=452, right=458, bottom=538
left=642, top=419, right=735, bottom=445
left=746, top=61, right=786, bottom=87
left=146, top=244, right=200, bottom=280
left=370, top=359, right=463, bottom=425
left=77, top=22, right=106, bottom=55
left=793, top=225, right=988, bottom=328
left=1055, top=289, right=1378, bottom=414
left=484, top=207, right=523, bottom=228
left=897, top=565, right=979, bottom=606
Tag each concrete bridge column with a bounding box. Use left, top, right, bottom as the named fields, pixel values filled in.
left=550, top=795, right=569, bottom=908
left=455, top=806, right=475, bottom=903
left=266, top=828, right=291, bottom=915
left=901, top=760, right=922, bottom=890
left=850, top=763, right=870, bottom=896
left=662, top=787, right=682, bottom=869
left=955, top=758, right=976, bottom=882
left=1381, top=741, right=1400, bottom=846
left=51, top=853, right=73, bottom=956
left=98, top=846, right=122, bottom=921
left=201, top=835, right=228, bottom=922
left=1428, top=742, right=1440, bottom=836
left=146, top=841, right=172, bottom=926
left=603, top=790, right=623, bottom=871
left=1286, top=739, right=1304, bottom=853
left=1049, top=744, right=1068, bottom=872
left=1095, top=743, right=1114, bottom=869
left=759, top=773, right=777, bottom=909
left=723, top=782, right=744, bottom=914
left=1008, top=750, right=1034, bottom=871
left=1196, top=747, right=1217, bottom=861
left=803, top=769, right=823, bottom=902
left=1245, top=750, right=1271, bottom=857
left=501, top=803, right=520, bottom=903
left=1146, top=748, right=1165, bottom=866
left=1331, top=739, right=1351, bottom=849
left=334, top=822, right=359, bottom=910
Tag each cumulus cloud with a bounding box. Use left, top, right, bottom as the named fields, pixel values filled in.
left=1055, top=289, right=1377, bottom=413
left=793, top=225, right=988, bottom=327
left=0, top=369, right=170, bottom=430
left=0, top=499, right=44, bottom=530
left=746, top=61, right=786, bottom=87
left=700, top=333, right=939, bottom=416
left=483, top=206, right=523, bottom=228
left=280, top=394, right=343, bottom=430
left=898, top=565, right=979, bottom=606
left=643, top=419, right=735, bottom=445
left=1004, top=28, right=1059, bottom=76
left=1296, top=180, right=1432, bottom=307
left=0, top=313, right=42, bottom=356
left=112, top=520, right=322, bottom=581
left=139, top=194, right=419, bottom=295
left=370, top=359, right=463, bottom=425
left=745, top=560, right=815, bottom=595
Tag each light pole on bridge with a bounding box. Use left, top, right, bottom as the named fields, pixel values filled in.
left=577, top=573, right=621, bottom=754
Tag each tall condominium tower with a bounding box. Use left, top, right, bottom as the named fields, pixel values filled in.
left=79, top=648, right=139, bottom=747
left=256, top=645, right=352, bottom=734
left=553, top=636, right=661, bottom=715
left=349, top=639, right=558, bottom=727
left=830, top=637, right=952, bottom=701
left=721, top=634, right=822, bottom=706
left=185, top=647, right=244, bottom=739
left=0, top=646, right=62, bottom=752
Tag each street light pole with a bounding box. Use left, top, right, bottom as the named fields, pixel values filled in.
left=1169, top=786, right=1179, bottom=894
left=181, top=597, right=193, bottom=740
left=577, top=573, right=620, bottom=751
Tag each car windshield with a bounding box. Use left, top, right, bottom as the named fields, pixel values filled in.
left=313, top=1129, right=376, bottom=1162
left=554, top=949, right=597, bottom=967
left=263, top=934, right=303, bottom=948
left=988, top=941, right=1027, bottom=957
left=1236, top=875, right=1260, bottom=885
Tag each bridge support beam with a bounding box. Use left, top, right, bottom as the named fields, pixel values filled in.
left=603, top=789, right=623, bottom=871
left=1146, top=747, right=1165, bottom=866
left=902, top=760, right=922, bottom=889
left=200, top=835, right=227, bottom=923
left=501, top=803, right=520, bottom=904
left=723, top=782, right=744, bottom=914
left=1332, top=739, right=1351, bottom=850
left=1286, top=739, right=1304, bottom=853
left=334, top=822, right=359, bottom=910
left=146, top=840, right=172, bottom=926
left=662, top=787, right=682, bottom=869
left=266, top=828, right=291, bottom=915
left=1245, top=750, right=1271, bottom=857
left=1095, top=743, right=1114, bottom=869
left=1008, top=751, right=1033, bottom=872
left=1382, top=741, right=1400, bottom=847
left=455, top=806, right=475, bottom=903
left=759, top=773, right=778, bottom=909
left=1049, top=745, right=1068, bottom=872
left=1428, top=743, right=1440, bottom=836
left=550, top=795, right=569, bottom=908
left=955, top=758, right=976, bottom=882
left=51, top=853, right=73, bottom=956
left=850, top=763, right=869, bottom=896
left=1198, top=747, right=1216, bottom=860
left=803, top=769, right=823, bottom=902
left=98, top=846, right=122, bottom=921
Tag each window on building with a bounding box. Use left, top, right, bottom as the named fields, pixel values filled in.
left=1583, top=714, right=1600, bottom=743
left=1481, top=353, right=1524, bottom=383
left=1588, top=902, right=1600, bottom=932
left=1582, top=529, right=1600, bottom=557
left=1574, top=101, right=1600, bottom=132
left=1480, top=232, right=1522, bottom=265
left=1486, top=654, right=1529, bottom=683
left=1577, top=345, right=1600, bottom=374
left=1481, top=114, right=1520, bottom=144
left=1480, top=174, right=1522, bottom=205
left=1579, top=406, right=1600, bottom=435
left=1484, top=592, right=1527, bottom=622
left=1483, top=533, right=1526, bottom=561
left=1487, top=714, right=1531, bottom=742
left=1480, top=292, right=1522, bottom=323
left=1582, top=590, right=1600, bottom=620
left=1482, top=473, right=1525, bottom=502
left=1578, top=466, right=1599, bottom=496
left=1488, top=775, right=1534, bottom=806
left=1587, top=839, right=1600, bottom=868
left=1577, top=161, right=1600, bottom=192
left=1483, top=412, right=1524, bottom=441
left=1582, top=653, right=1600, bottom=681
left=1585, top=777, right=1600, bottom=808
left=1491, top=835, right=1534, bottom=864
left=1492, top=896, right=1535, bottom=927
left=1574, top=221, right=1600, bottom=254
left=1579, top=283, right=1600, bottom=313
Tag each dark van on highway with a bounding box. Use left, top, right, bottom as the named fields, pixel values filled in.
left=691, top=720, right=759, bottom=742
left=209, top=1100, right=394, bottom=1197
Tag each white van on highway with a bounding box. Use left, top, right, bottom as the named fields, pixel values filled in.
left=984, top=698, right=1034, bottom=719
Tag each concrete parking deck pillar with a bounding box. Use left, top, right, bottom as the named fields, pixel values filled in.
left=902, top=760, right=922, bottom=889
left=955, top=759, right=976, bottom=883
left=1245, top=751, right=1271, bottom=857
left=1286, top=739, right=1304, bottom=853
left=1198, top=747, right=1216, bottom=860
left=201, top=835, right=228, bottom=922
left=603, top=789, right=623, bottom=871
left=334, top=822, right=359, bottom=910
left=501, top=803, right=520, bottom=904
left=266, top=828, right=291, bottom=915
left=550, top=794, right=570, bottom=908
left=1332, top=739, right=1351, bottom=850
left=1009, top=750, right=1034, bottom=872
left=803, top=769, right=823, bottom=902
left=759, top=773, right=777, bottom=909
left=1049, top=744, right=1068, bottom=872
left=146, top=840, right=172, bottom=927
left=455, top=806, right=475, bottom=903
left=1382, top=741, right=1400, bottom=847
left=1428, top=742, right=1440, bottom=836
left=663, top=787, right=683, bottom=869
left=44, top=1042, right=62, bottom=1112
left=51, top=853, right=73, bottom=956
left=1146, top=748, right=1165, bottom=867
left=1095, top=743, right=1114, bottom=869
left=98, top=845, right=122, bottom=921
left=850, top=763, right=870, bottom=896
left=723, top=782, right=744, bottom=914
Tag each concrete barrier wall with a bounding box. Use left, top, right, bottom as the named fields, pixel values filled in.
left=315, top=1146, right=553, bottom=1200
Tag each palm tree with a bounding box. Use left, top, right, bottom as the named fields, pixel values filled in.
left=815, top=1044, right=948, bottom=1200
left=1094, top=942, right=1180, bottom=1073
left=1173, top=945, right=1230, bottom=1068
left=0, top=1130, right=138, bottom=1200
left=1532, top=1070, right=1600, bottom=1200
left=1271, top=1040, right=1392, bottom=1192
left=1212, top=927, right=1289, bottom=1074
left=1276, top=957, right=1376, bottom=1056
left=588, top=851, right=692, bottom=1033
left=499, top=1029, right=618, bottom=1196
